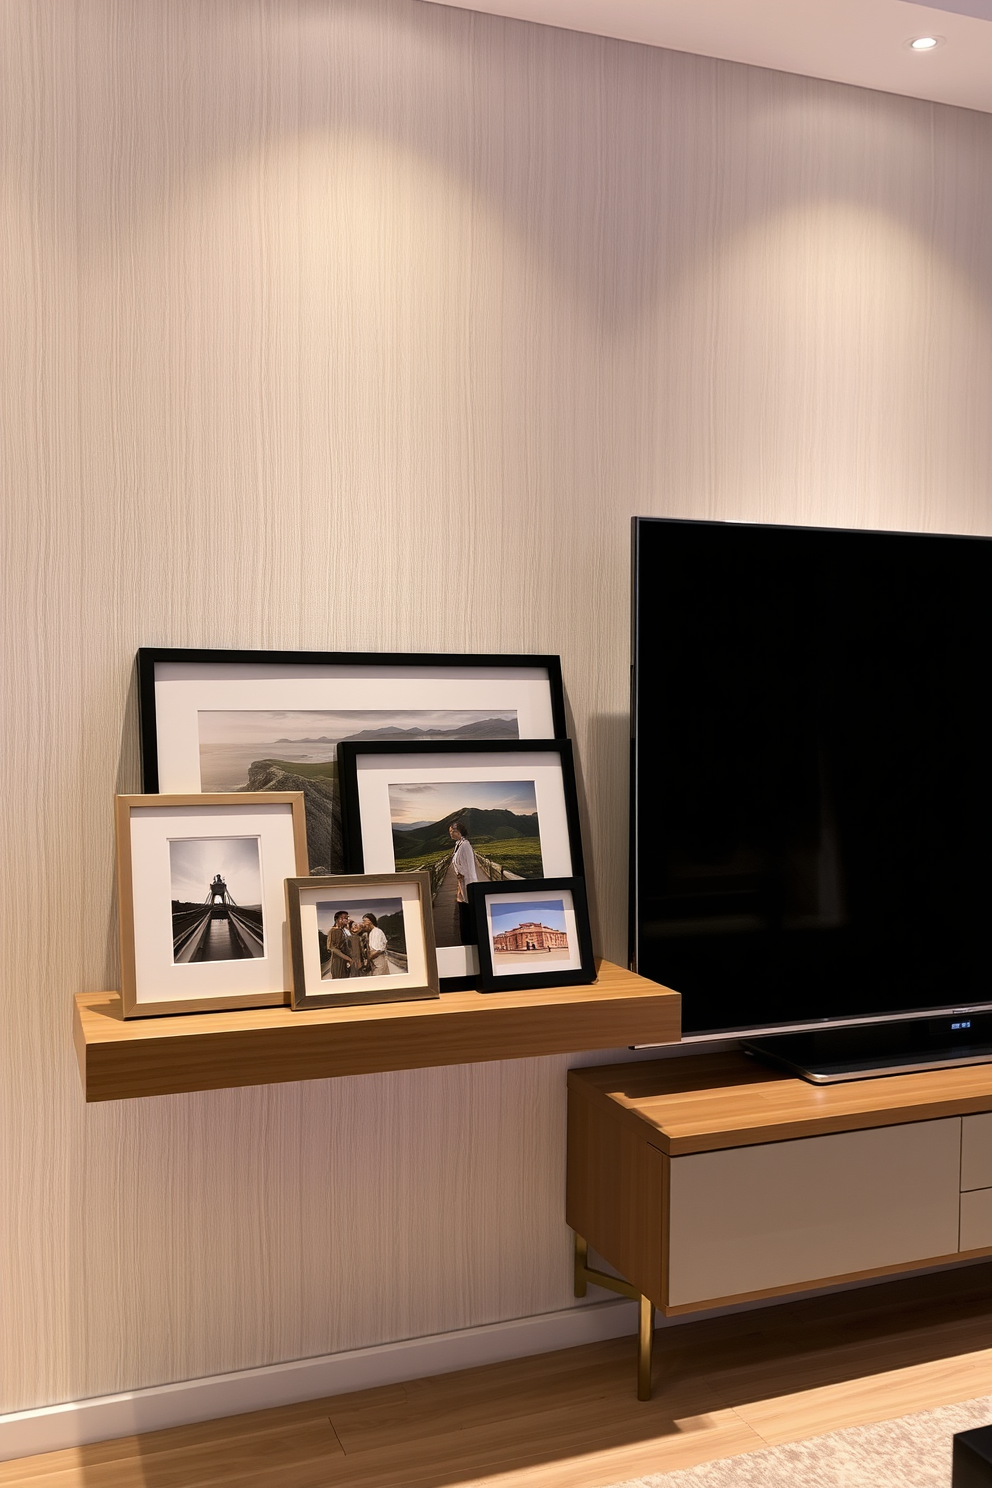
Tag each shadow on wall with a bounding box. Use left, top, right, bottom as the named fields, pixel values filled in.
left=104, top=662, right=142, bottom=993
left=581, top=712, right=629, bottom=969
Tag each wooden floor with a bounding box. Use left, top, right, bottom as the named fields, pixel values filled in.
left=6, top=1264, right=992, bottom=1488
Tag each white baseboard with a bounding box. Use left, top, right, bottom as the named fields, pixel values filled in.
left=0, top=1297, right=638, bottom=1464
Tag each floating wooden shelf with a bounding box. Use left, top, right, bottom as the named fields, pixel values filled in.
left=72, top=960, right=680, bottom=1102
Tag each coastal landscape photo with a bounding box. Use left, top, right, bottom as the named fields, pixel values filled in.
left=388, top=780, right=542, bottom=947
left=196, top=709, right=519, bottom=872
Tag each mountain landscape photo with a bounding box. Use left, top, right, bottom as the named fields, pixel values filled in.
left=393, top=806, right=541, bottom=864
left=199, top=710, right=518, bottom=788
left=389, top=778, right=544, bottom=890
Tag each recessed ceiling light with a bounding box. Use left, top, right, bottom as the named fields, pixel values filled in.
left=907, top=34, right=945, bottom=49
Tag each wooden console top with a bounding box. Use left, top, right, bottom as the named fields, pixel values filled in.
left=568, top=1051, right=992, bottom=1155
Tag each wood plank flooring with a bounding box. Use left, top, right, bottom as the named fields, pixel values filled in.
left=6, top=1262, right=992, bottom=1488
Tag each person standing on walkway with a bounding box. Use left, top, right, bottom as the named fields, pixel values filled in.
left=449, top=818, right=480, bottom=945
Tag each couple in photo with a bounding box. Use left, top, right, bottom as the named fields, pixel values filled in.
left=325, top=910, right=390, bottom=978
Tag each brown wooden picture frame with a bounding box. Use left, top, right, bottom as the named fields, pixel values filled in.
left=286, top=872, right=439, bottom=1010
left=116, top=792, right=309, bottom=1017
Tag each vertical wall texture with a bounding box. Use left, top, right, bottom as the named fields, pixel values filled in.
left=2, top=0, right=992, bottom=1412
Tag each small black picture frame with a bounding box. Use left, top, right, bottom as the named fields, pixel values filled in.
left=470, top=877, right=595, bottom=992
left=336, top=738, right=584, bottom=991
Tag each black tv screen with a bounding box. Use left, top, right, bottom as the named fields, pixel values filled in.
left=631, top=517, right=992, bottom=1039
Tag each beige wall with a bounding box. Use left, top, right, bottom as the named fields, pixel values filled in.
left=2, top=0, right=992, bottom=1412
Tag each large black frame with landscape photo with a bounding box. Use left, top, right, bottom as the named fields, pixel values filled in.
left=337, top=739, right=585, bottom=989
left=136, top=648, right=567, bottom=876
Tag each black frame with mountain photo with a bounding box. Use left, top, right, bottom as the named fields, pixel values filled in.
left=336, top=738, right=585, bottom=989
left=135, top=648, right=567, bottom=876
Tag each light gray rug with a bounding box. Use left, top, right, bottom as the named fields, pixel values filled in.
left=616, top=1394, right=992, bottom=1487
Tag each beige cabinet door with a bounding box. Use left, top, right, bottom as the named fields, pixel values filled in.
left=961, top=1113, right=992, bottom=1192
left=960, top=1188, right=992, bottom=1251
left=668, top=1118, right=961, bottom=1307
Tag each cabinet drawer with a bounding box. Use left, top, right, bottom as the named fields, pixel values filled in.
left=961, top=1114, right=992, bottom=1191
left=960, top=1188, right=992, bottom=1251
left=668, top=1119, right=962, bottom=1307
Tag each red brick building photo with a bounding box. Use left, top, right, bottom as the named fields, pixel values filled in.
left=492, top=920, right=569, bottom=953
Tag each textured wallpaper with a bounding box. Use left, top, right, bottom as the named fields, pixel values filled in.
left=2, top=0, right=992, bottom=1413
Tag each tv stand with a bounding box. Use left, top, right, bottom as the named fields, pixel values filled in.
left=743, top=1012, right=992, bottom=1084
left=567, top=1052, right=992, bottom=1398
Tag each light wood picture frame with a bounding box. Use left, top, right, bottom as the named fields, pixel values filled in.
left=115, top=792, right=308, bottom=1018
left=286, top=872, right=439, bottom=1010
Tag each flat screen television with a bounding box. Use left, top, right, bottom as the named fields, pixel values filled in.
left=631, top=517, right=992, bottom=1079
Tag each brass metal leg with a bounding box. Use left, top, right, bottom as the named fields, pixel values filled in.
left=573, top=1232, right=656, bottom=1400
left=637, top=1293, right=655, bottom=1401
left=574, top=1233, right=589, bottom=1297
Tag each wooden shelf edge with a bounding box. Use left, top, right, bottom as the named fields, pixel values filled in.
left=73, top=960, right=681, bottom=1102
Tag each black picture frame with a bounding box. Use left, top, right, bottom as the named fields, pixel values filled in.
left=469, top=876, right=595, bottom=992
left=137, top=647, right=567, bottom=791
left=134, top=647, right=567, bottom=876
left=336, top=738, right=584, bottom=991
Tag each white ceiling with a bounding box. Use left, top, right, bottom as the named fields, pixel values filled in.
left=420, top=0, right=992, bottom=114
